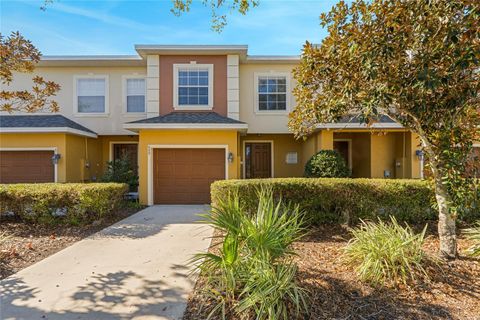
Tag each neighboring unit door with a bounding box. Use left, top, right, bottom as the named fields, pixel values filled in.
left=113, top=143, right=138, bottom=173
left=333, top=141, right=350, bottom=168
left=0, top=150, right=55, bottom=183
left=153, top=148, right=225, bottom=204
left=245, top=142, right=272, bottom=179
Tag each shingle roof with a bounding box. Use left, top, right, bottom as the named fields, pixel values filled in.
left=0, top=115, right=97, bottom=134
left=128, top=112, right=246, bottom=124
left=338, top=115, right=397, bottom=123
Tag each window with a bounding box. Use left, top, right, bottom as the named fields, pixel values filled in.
left=75, top=76, right=108, bottom=114
left=255, top=74, right=290, bottom=112
left=125, top=78, right=146, bottom=113
left=174, top=64, right=213, bottom=109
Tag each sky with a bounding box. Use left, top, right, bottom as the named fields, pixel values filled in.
left=0, top=0, right=336, bottom=56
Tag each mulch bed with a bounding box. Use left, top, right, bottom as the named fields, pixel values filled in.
left=183, top=224, right=480, bottom=320
left=0, top=206, right=142, bottom=280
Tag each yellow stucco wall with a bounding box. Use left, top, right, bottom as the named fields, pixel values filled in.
left=137, top=130, right=239, bottom=205
left=240, top=134, right=304, bottom=178
left=0, top=133, right=67, bottom=182
left=333, top=132, right=372, bottom=178
left=65, top=135, right=103, bottom=182
left=370, top=132, right=398, bottom=178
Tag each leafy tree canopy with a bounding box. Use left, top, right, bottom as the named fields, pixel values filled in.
left=0, top=31, right=60, bottom=113
left=290, top=0, right=480, bottom=259
left=171, top=0, right=259, bottom=32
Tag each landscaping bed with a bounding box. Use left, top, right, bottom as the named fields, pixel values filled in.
left=0, top=205, right=142, bottom=280
left=183, top=225, right=480, bottom=320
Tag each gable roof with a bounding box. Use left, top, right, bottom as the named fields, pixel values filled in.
left=124, top=112, right=248, bottom=131
left=0, top=115, right=97, bottom=138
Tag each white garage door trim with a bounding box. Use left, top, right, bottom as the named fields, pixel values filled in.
left=147, top=144, right=229, bottom=206
left=0, top=147, right=59, bottom=182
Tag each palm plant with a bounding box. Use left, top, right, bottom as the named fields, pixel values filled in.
left=463, top=221, right=480, bottom=257
left=192, top=188, right=308, bottom=320
left=344, top=216, right=429, bottom=286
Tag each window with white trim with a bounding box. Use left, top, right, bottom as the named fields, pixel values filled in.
left=76, top=78, right=106, bottom=113
left=257, top=75, right=288, bottom=111
left=174, top=64, right=213, bottom=109
left=126, top=78, right=146, bottom=113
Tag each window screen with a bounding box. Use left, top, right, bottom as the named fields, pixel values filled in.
left=77, top=78, right=106, bottom=113
left=126, top=78, right=145, bottom=113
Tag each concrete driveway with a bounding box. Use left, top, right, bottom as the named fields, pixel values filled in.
left=0, top=205, right=213, bottom=320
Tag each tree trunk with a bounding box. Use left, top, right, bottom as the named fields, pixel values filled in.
left=416, top=130, right=458, bottom=259
left=434, top=175, right=457, bottom=259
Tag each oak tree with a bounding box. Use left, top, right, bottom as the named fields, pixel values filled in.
left=289, top=0, right=480, bottom=259
left=0, top=32, right=60, bottom=113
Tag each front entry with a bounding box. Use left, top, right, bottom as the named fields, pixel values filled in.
left=245, top=142, right=272, bottom=178
left=153, top=148, right=225, bottom=204
left=333, top=140, right=351, bottom=169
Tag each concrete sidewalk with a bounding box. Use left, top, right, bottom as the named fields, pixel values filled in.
left=0, top=205, right=213, bottom=320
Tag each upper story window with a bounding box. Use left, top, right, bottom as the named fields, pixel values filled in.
left=255, top=73, right=290, bottom=113
left=125, top=78, right=146, bottom=113
left=173, top=64, right=213, bottom=110
left=74, top=75, right=108, bottom=114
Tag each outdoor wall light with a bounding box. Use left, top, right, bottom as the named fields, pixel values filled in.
left=228, top=152, right=234, bottom=163
left=415, top=149, right=424, bottom=160
left=51, top=153, right=61, bottom=164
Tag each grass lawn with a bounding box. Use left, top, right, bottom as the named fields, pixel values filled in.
left=0, top=205, right=143, bottom=280
left=183, top=224, right=480, bottom=320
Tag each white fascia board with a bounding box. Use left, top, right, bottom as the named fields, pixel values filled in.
left=123, top=123, right=248, bottom=131
left=38, top=55, right=145, bottom=67
left=245, top=55, right=300, bottom=64
left=41, top=55, right=142, bottom=61
left=1, top=127, right=97, bottom=138
left=316, top=122, right=404, bottom=129
left=135, top=45, right=248, bottom=58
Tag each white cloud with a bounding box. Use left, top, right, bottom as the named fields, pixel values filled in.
left=48, top=2, right=150, bottom=31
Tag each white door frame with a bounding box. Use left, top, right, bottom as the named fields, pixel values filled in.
left=242, top=140, right=274, bottom=179
left=333, top=139, right=353, bottom=170
left=0, top=147, right=59, bottom=182
left=147, top=144, right=229, bottom=206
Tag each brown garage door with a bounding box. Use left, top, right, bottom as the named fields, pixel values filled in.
left=153, top=148, right=225, bottom=204
left=0, top=150, right=55, bottom=183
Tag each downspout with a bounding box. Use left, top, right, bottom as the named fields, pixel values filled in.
left=84, top=137, right=89, bottom=182
left=402, top=132, right=406, bottom=178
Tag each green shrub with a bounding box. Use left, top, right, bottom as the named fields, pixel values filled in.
left=211, top=178, right=436, bottom=225
left=193, top=188, right=307, bottom=320
left=344, top=217, right=429, bottom=286
left=463, top=221, right=480, bottom=257
left=304, top=150, right=350, bottom=178
left=0, top=183, right=128, bottom=225
left=101, top=155, right=138, bottom=192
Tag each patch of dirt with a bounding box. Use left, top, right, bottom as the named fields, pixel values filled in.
left=0, top=206, right=142, bottom=280
left=183, top=225, right=480, bottom=320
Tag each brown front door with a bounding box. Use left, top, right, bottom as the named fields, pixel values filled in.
left=153, top=148, right=225, bottom=204
left=113, top=143, right=138, bottom=173
left=0, top=150, right=55, bottom=183
left=245, top=143, right=272, bottom=179
left=333, top=141, right=350, bottom=168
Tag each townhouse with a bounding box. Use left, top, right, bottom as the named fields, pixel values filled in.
left=2, top=44, right=470, bottom=205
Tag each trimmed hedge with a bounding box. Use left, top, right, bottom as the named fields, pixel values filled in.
left=0, top=183, right=128, bottom=224
left=211, top=178, right=437, bottom=224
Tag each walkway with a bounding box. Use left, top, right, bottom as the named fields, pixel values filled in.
left=0, top=205, right=213, bottom=320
